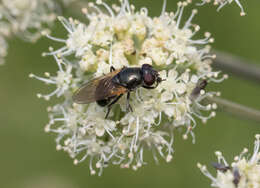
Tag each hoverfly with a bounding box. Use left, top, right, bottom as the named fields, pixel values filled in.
left=72, top=64, right=163, bottom=118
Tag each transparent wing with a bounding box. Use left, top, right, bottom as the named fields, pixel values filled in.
left=72, top=69, right=124, bottom=104
left=72, top=78, right=100, bottom=104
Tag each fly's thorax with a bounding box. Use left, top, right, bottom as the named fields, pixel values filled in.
left=114, top=67, right=142, bottom=90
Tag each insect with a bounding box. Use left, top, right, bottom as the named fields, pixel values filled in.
left=212, top=162, right=241, bottom=187
left=212, top=162, right=230, bottom=172
left=190, top=79, right=208, bottom=99
left=72, top=64, right=163, bottom=118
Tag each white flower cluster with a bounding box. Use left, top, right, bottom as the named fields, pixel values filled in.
left=198, top=0, right=245, bottom=16
left=0, top=0, right=57, bottom=41
left=0, top=0, right=79, bottom=64
left=198, top=134, right=260, bottom=188
left=31, top=0, right=226, bottom=175
left=0, top=0, right=57, bottom=64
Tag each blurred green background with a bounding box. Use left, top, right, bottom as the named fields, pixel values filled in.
left=0, top=0, right=259, bottom=187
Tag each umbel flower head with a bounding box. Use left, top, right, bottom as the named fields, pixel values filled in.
left=0, top=0, right=60, bottom=65
left=197, top=0, right=245, bottom=16
left=0, top=0, right=57, bottom=42
left=31, top=0, right=226, bottom=175
left=0, top=0, right=79, bottom=65
left=198, top=134, right=260, bottom=188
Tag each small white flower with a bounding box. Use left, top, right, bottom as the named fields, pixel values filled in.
left=79, top=50, right=98, bottom=71
left=33, top=0, right=226, bottom=175
left=29, top=55, right=76, bottom=100
left=198, top=134, right=260, bottom=188
left=197, top=0, right=245, bottom=16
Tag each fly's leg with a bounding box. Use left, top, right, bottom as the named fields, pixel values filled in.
left=136, top=89, right=143, bottom=102
left=105, top=94, right=123, bottom=119
left=110, top=66, right=116, bottom=72
left=142, top=85, right=157, bottom=89
left=126, top=92, right=133, bottom=112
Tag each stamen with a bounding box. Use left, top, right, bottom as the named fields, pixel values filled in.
left=58, top=16, right=73, bottom=34
left=160, top=0, right=167, bottom=17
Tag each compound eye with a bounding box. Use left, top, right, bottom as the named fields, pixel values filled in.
left=144, top=73, right=155, bottom=86
left=142, top=64, right=153, bottom=70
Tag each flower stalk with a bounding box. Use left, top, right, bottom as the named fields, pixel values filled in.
left=213, top=50, right=260, bottom=83
left=206, top=96, right=260, bottom=123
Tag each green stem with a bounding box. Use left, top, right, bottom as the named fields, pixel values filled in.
left=206, top=96, right=260, bottom=123
left=212, top=50, right=260, bottom=83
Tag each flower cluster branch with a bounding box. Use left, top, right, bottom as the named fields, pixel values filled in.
left=197, top=0, right=246, bottom=16
left=206, top=96, right=260, bottom=123
left=213, top=50, right=260, bottom=84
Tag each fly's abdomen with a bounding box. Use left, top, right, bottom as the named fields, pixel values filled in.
left=97, top=99, right=111, bottom=106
